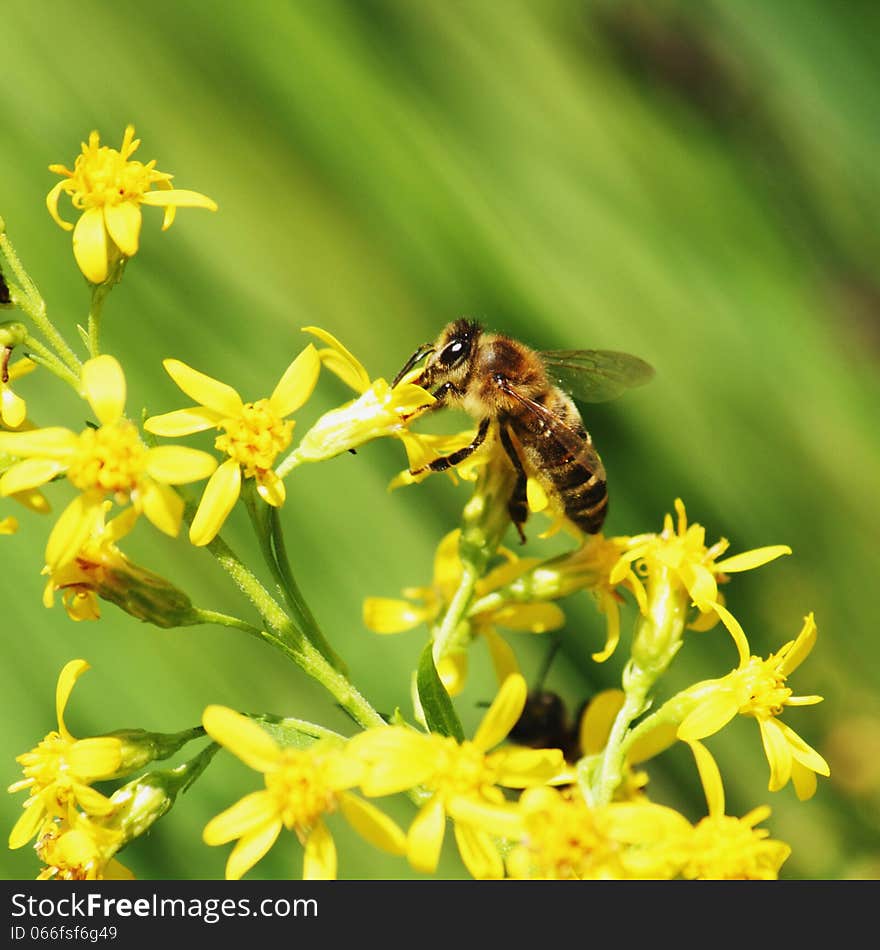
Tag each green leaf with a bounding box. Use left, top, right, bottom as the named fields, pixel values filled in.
left=416, top=643, right=464, bottom=742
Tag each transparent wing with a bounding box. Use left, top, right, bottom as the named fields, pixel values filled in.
left=540, top=350, right=655, bottom=403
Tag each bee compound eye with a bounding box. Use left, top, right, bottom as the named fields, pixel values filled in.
left=439, top=339, right=467, bottom=367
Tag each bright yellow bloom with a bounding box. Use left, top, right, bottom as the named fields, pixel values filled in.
left=8, top=660, right=123, bottom=849
left=202, top=706, right=406, bottom=880
left=144, top=345, right=320, bottom=546
left=672, top=740, right=791, bottom=879
left=36, top=816, right=133, bottom=881
left=47, top=125, right=217, bottom=284
left=611, top=498, right=791, bottom=665
left=363, top=529, right=564, bottom=695
left=0, top=355, right=217, bottom=568
left=1, top=355, right=36, bottom=429
left=287, top=327, right=434, bottom=466
left=349, top=674, right=565, bottom=879
left=41, top=501, right=195, bottom=626
left=0, top=515, right=15, bottom=533
left=506, top=786, right=684, bottom=879
left=678, top=613, right=829, bottom=799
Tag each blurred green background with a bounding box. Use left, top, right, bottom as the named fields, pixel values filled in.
left=2, top=0, right=879, bottom=880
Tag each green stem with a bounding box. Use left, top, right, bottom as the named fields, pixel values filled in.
left=87, top=280, right=113, bottom=359
left=22, top=332, right=81, bottom=389
left=196, top=522, right=385, bottom=731
left=0, top=230, right=81, bottom=373
left=241, top=483, right=346, bottom=672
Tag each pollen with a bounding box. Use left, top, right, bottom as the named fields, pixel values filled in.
left=684, top=814, right=787, bottom=879
left=55, top=129, right=163, bottom=211
left=737, top=657, right=792, bottom=719
left=520, top=795, right=609, bottom=879
left=265, top=749, right=337, bottom=839
left=66, top=421, right=147, bottom=496
left=424, top=737, right=497, bottom=800
left=214, top=399, right=294, bottom=477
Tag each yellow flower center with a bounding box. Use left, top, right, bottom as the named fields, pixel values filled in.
left=520, top=795, right=612, bottom=879
left=65, top=137, right=157, bottom=210
left=737, top=657, right=792, bottom=718
left=264, top=750, right=337, bottom=838
left=423, top=738, right=497, bottom=801
left=214, top=399, right=293, bottom=477
left=67, top=421, right=147, bottom=496
left=684, top=815, right=784, bottom=879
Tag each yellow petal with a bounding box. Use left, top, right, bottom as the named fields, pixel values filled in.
left=145, top=445, right=217, bottom=485
left=225, top=818, right=282, bottom=881
left=189, top=459, right=240, bottom=546
left=202, top=705, right=281, bottom=773
left=0, top=427, right=79, bottom=459
left=713, top=601, right=752, bottom=669
left=472, top=673, right=527, bottom=752
left=302, top=326, right=371, bottom=393
left=348, top=728, right=435, bottom=796
left=68, top=737, right=123, bottom=780
left=143, top=407, right=223, bottom=437
left=791, top=759, right=818, bottom=802
left=493, top=747, right=566, bottom=787
left=677, top=690, right=740, bottom=741
left=1, top=386, right=27, bottom=428
left=55, top=659, right=90, bottom=739
left=338, top=792, right=406, bottom=855
left=526, top=477, right=548, bottom=513
left=139, top=480, right=183, bottom=537
left=490, top=602, right=565, bottom=633
left=778, top=613, right=817, bottom=677
left=776, top=719, right=830, bottom=777
left=72, top=207, right=109, bottom=284
left=0, top=516, right=17, bottom=534
left=437, top=651, right=467, bottom=697
left=483, top=629, right=520, bottom=686
left=407, top=795, right=446, bottom=874
left=759, top=718, right=793, bottom=792
left=162, top=359, right=242, bottom=416
left=446, top=796, right=524, bottom=840
left=103, top=201, right=142, bottom=257
left=579, top=689, right=625, bottom=755
left=8, top=799, right=46, bottom=849
left=255, top=469, right=285, bottom=507
left=362, top=597, right=431, bottom=634
left=0, top=458, right=66, bottom=495
left=302, top=821, right=336, bottom=880
left=687, top=740, right=725, bottom=817
left=204, top=792, right=278, bottom=844
left=71, top=782, right=116, bottom=816
left=45, top=493, right=102, bottom=570
left=140, top=189, right=218, bottom=211
left=269, top=344, right=320, bottom=418
left=453, top=822, right=504, bottom=880
left=714, top=545, right=792, bottom=574
left=46, top=179, right=73, bottom=230
left=81, top=355, right=126, bottom=426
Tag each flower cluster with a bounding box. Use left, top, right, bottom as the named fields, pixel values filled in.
left=4, top=125, right=830, bottom=882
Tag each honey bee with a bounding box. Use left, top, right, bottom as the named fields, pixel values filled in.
left=393, top=319, right=654, bottom=538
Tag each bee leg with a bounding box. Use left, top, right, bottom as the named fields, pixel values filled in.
left=411, top=417, right=490, bottom=475
left=499, top=424, right=529, bottom=544
left=428, top=381, right=463, bottom=408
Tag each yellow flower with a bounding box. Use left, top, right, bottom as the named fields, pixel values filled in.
left=363, top=529, right=564, bottom=695
left=677, top=613, right=829, bottom=799
left=673, top=740, right=791, bottom=879
left=36, top=816, right=133, bottom=881
left=47, top=125, right=217, bottom=284
left=144, top=345, right=320, bottom=546
left=8, top=660, right=124, bottom=849
left=202, top=706, right=406, bottom=880
left=506, top=786, right=684, bottom=879
left=611, top=498, right=792, bottom=665
left=41, top=501, right=195, bottom=626
left=0, top=355, right=217, bottom=568
left=286, top=327, right=434, bottom=467
left=1, top=355, right=36, bottom=429
left=349, top=674, right=565, bottom=879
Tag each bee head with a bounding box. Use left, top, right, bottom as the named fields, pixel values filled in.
left=411, top=318, right=482, bottom=391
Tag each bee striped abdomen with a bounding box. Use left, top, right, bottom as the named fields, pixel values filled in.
left=542, top=443, right=608, bottom=534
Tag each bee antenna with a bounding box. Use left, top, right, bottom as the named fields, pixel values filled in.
left=391, top=343, right=434, bottom=388
left=534, top=636, right=563, bottom=690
